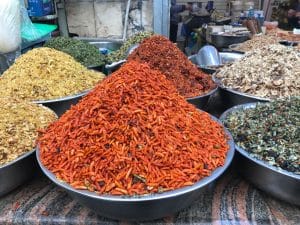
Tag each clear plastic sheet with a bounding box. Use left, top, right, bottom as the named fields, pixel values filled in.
left=20, top=0, right=42, bottom=43
left=0, top=0, right=21, bottom=54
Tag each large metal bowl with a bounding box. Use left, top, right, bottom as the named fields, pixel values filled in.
left=0, top=149, right=37, bottom=197
left=219, top=103, right=300, bottom=206
left=36, top=117, right=235, bottom=221
left=34, top=90, right=90, bottom=117
left=88, top=41, right=123, bottom=52
left=212, top=75, right=270, bottom=109
left=228, top=43, right=246, bottom=53
left=210, top=33, right=250, bottom=49
left=186, top=86, right=218, bottom=110
left=105, top=60, right=126, bottom=74
left=188, top=52, right=244, bottom=69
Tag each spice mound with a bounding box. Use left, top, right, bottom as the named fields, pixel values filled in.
left=232, top=34, right=279, bottom=52
left=39, top=61, right=230, bottom=196
left=0, top=98, right=57, bottom=166
left=215, top=44, right=300, bottom=99
left=0, top=47, right=105, bottom=101
left=44, top=37, right=106, bottom=67
left=224, top=98, right=300, bottom=175
left=106, top=31, right=153, bottom=64
left=127, top=35, right=216, bottom=98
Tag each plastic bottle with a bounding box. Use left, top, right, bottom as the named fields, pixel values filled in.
left=248, top=6, right=254, bottom=18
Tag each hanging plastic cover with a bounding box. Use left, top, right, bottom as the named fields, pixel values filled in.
left=20, top=0, right=43, bottom=43
left=0, top=0, right=21, bottom=54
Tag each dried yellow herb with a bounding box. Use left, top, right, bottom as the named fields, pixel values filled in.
left=0, top=98, right=57, bottom=166
left=0, top=47, right=105, bottom=101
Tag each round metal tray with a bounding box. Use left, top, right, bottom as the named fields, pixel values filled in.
left=212, top=75, right=270, bottom=109
left=0, top=149, right=37, bottom=197
left=219, top=103, right=300, bottom=206
left=186, top=86, right=218, bottom=110
left=36, top=117, right=235, bottom=221
left=33, top=90, right=90, bottom=117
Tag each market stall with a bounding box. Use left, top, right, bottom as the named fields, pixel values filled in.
left=0, top=0, right=299, bottom=224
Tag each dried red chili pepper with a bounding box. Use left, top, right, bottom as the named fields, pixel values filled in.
left=39, top=61, right=229, bottom=196
left=127, top=35, right=216, bottom=98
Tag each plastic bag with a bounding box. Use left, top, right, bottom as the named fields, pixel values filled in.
left=20, top=0, right=43, bottom=43
left=0, top=0, right=21, bottom=53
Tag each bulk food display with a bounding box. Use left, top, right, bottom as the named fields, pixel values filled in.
left=215, top=44, right=300, bottom=99
left=230, top=34, right=279, bottom=52
left=0, top=47, right=105, bottom=101
left=44, top=37, right=106, bottom=67
left=220, top=98, right=300, bottom=205
left=223, top=98, right=299, bottom=175
left=128, top=35, right=216, bottom=98
left=38, top=61, right=230, bottom=196
left=0, top=98, right=57, bottom=166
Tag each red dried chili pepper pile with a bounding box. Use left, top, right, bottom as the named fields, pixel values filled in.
left=127, top=35, right=216, bottom=98
left=39, top=61, right=229, bottom=196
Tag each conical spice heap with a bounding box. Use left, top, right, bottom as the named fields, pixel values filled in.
left=127, top=35, right=216, bottom=98
left=39, top=61, right=229, bottom=196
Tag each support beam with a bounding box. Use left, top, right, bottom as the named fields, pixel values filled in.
left=153, top=0, right=170, bottom=37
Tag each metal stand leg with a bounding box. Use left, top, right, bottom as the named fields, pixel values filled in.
left=55, top=0, right=69, bottom=37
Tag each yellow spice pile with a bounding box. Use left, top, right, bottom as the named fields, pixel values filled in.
left=0, top=98, right=57, bottom=166
left=0, top=47, right=105, bottom=101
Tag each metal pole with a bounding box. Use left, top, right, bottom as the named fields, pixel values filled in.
left=153, top=0, right=170, bottom=37
left=56, top=0, right=69, bottom=37
left=122, top=0, right=131, bottom=41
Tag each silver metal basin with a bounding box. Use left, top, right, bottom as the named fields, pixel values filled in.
left=187, top=86, right=218, bottom=110
left=85, top=40, right=123, bottom=52
left=212, top=75, right=270, bottom=109
left=105, top=60, right=126, bottom=74
left=36, top=116, right=235, bottom=221
left=219, top=103, right=300, bottom=206
left=210, top=34, right=250, bottom=49
left=188, top=52, right=244, bottom=69
left=0, top=149, right=37, bottom=197
left=34, top=90, right=90, bottom=117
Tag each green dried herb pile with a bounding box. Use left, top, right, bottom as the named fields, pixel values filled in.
left=106, top=32, right=153, bottom=64
left=44, top=37, right=106, bottom=67
left=224, top=98, right=300, bottom=175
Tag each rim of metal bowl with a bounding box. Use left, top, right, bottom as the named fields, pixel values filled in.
left=0, top=149, right=35, bottom=170
left=228, top=44, right=246, bottom=53
left=33, top=90, right=90, bottom=104
left=219, top=102, right=300, bottom=180
left=188, top=53, right=245, bottom=71
left=36, top=116, right=235, bottom=202
left=186, top=86, right=218, bottom=101
left=105, top=60, right=126, bottom=69
left=212, top=74, right=271, bottom=102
